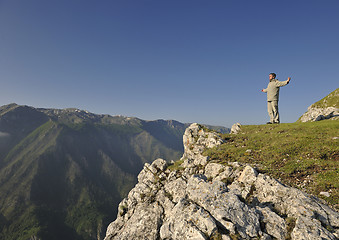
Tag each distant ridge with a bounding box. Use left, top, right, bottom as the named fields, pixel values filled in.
left=0, top=103, right=229, bottom=240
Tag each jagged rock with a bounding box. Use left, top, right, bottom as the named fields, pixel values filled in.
left=137, top=158, right=167, bottom=184
left=160, top=198, right=218, bottom=240
left=299, top=106, right=339, bottom=122
left=253, top=173, right=339, bottom=228
left=256, top=206, right=287, bottom=240
left=230, top=122, right=241, bottom=134
left=291, top=215, right=337, bottom=240
left=181, top=123, right=224, bottom=166
left=155, top=189, right=175, bottom=217
left=164, top=178, right=187, bottom=203
left=204, top=162, right=225, bottom=179
left=238, top=165, right=258, bottom=184
left=104, top=123, right=339, bottom=240
left=105, top=202, right=163, bottom=240
left=186, top=175, right=261, bottom=238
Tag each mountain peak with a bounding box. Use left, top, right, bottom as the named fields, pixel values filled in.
left=0, top=103, right=21, bottom=115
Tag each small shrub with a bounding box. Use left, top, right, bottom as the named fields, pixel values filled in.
left=221, top=177, right=233, bottom=185
left=286, top=217, right=296, bottom=240
left=119, top=205, right=128, bottom=216
left=164, top=191, right=173, bottom=201
left=210, top=231, right=223, bottom=240
left=167, top=159, right=184, bottom=171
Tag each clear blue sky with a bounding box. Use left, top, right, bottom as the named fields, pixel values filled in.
left=1, top=0, right=338, bottom=127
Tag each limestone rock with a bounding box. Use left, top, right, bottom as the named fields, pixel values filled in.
left=105, top=202, right=163, bottom=240
left=181, top=123, right=224, bottom=167
left=299, top=106, right=339, bottom=122
left=186, top=175, right=261, bottom=238
left=230, top=122, right=241, bottom=134
left=256, top=206, right=287, bottom=240
left=291, top=216, right=337, bottom=240
left=214, top=166, right=233, bottom=182
left=204, top=162, right=225, bottom=179
left=164, top=178, right=187, bottom=203
left=160, top=198, right=217, bottom=240
left=238, top=165, right=258, bottom=185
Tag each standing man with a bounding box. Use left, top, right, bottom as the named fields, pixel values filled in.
left=261, top=73, right=291, bottom=124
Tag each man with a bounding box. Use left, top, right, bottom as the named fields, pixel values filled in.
left=261, top=73, right=291, bottom=124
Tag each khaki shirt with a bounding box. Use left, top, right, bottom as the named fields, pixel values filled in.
left=263, top=79, right=289, bottom=101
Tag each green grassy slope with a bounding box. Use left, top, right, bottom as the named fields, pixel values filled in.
left=204, top=120, right=339, bottom=209
left=0, top=121, right=65, bottom=240
left=311, top=88, right=339, bottom=108
left=0, top=105, right=50, bottom=160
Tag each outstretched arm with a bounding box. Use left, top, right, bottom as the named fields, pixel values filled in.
left=275, top=77, right=291, bottom=87
left=261, top=88, right=267, bottom=92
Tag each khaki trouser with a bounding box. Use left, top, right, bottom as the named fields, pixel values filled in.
left=267, top=101, right=279, bottom=123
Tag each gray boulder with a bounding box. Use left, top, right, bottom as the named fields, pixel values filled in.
left=230, top=122, right=242, bottom=134
left=160, top=198, right=217, bottom=240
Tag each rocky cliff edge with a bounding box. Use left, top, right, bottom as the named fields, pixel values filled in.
left=104, top=123, right=339, bottom=240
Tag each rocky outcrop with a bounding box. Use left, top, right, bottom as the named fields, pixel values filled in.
left=104, top=123, right=339, bottom=240
left=299, top=88, right=339, bottom=122
left=181, top=123, right=224, bottom=168
left=299, top=106, right=339, bottom=122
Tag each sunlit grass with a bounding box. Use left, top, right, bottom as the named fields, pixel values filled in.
left=204, top=120, right=339, bottom=209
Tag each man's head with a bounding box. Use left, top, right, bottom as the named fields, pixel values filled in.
left=269, top=73, right=276, bottom=80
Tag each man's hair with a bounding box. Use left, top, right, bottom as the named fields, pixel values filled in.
left=269, top=73, right=276, bottom=78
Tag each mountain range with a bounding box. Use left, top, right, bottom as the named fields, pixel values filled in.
left=0, top=103, right=229, bottom=240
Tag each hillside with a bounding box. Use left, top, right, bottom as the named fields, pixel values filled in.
left=104, top=122, right=339, bottom=240
left=205, top=120, right=339, bottom=209
left=299, top=88, right=339, bottom=122
left=311, top=88, right=339, bottom=109
left=0, top=104, right=230, bottom=240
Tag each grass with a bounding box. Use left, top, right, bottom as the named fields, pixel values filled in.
left=167, top=159, right=184, bottom=171
left=3, top=120, right=58, bottom=164
left=203, top=120, right=339, bottom=209
left=311, top=88, right=339, bottom=109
